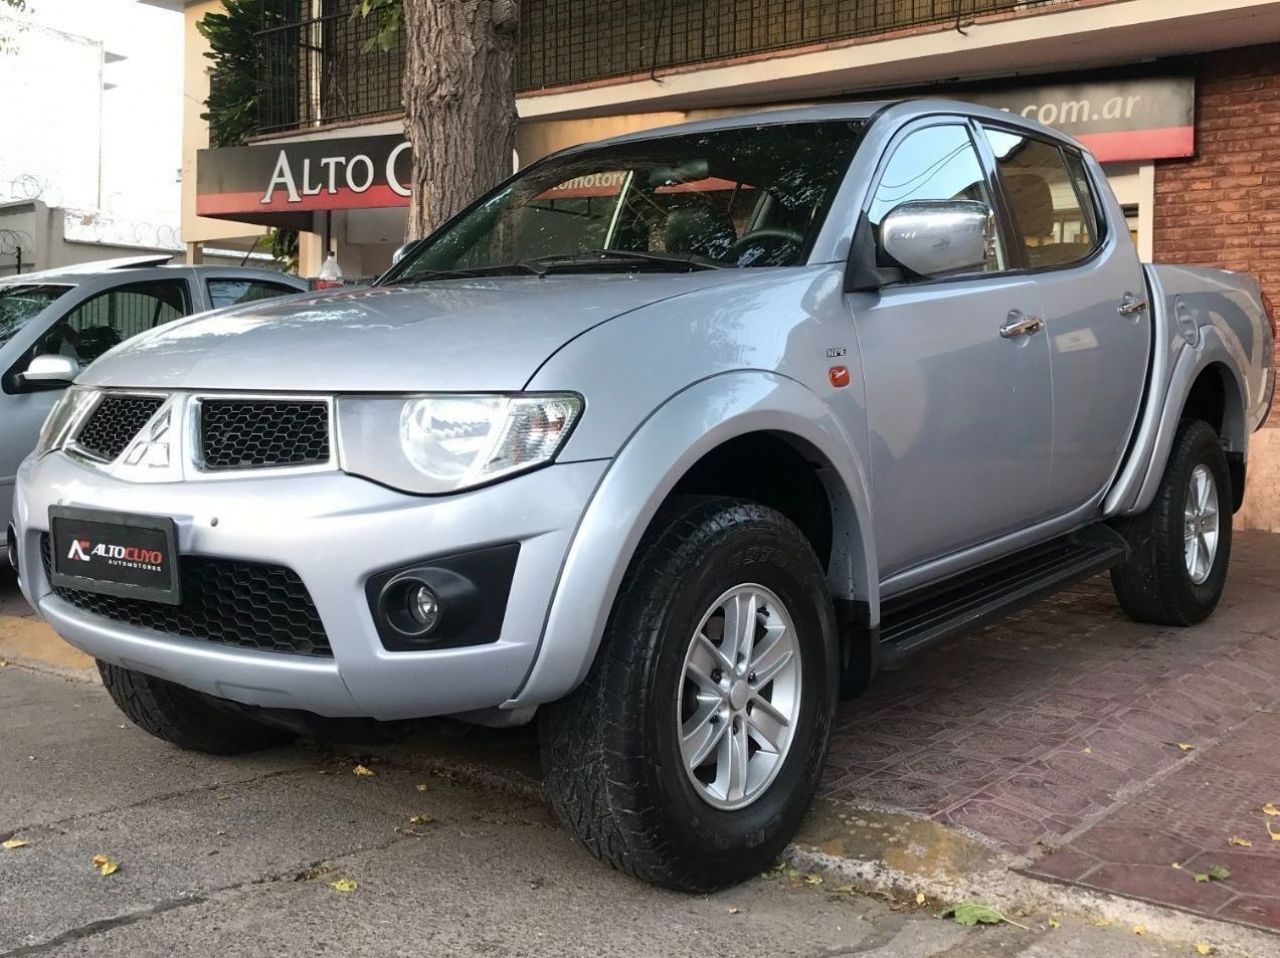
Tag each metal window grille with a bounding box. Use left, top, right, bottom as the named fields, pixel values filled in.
left=256, top=0, right=404, bottom=135
left=253, top=1, right=1071, bottom=135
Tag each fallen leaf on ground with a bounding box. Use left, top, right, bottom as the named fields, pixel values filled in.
left=408, top=815, right=434, bottom=826
left=1256, top=705, right=1275, bottom=714
left=2, top=838, right=30, bottom=850
left=0, top=659, right=8, bottom=668
left=1133, top=924, right=1148, bottom=935
left=91, top=855, right=119, bottom=877
left=1081, top=747, right=1093, bottom=754
left=1229, top=836, right=1252, bottom=847
left=800, top=874, right=822, bottom=886
left=1194, top=944, right=1215, bottom=956
left=1263, top=803, right=1280, bottom=817
left=1171, top=862, right=1183, bottom=869
left=1089, top=918, right=1115, bottom=928
left=942, top=903, right=1030, bottom=931
left=1048, top=918, right=1061, bottom=929
left=352, top=765, right=376, bottom=777
left=726, top=906, right=740, bottom=915
left=1207, top=865, right=1230, bottom=881
left=1193, top=873, right=1210, bottom=883
left=1268, top=820, right=1280, bottom=842
left=1176, top=743, right=1196, bottom=752
left=915, top=891, right=926, bottom=905
left=329, top=878, right=357, bottom=893
left=415, top=783, right=430, bottom=793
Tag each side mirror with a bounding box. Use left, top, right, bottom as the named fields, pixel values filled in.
left=21, top=354, right=79, bottom=386
left=391, top=241, right=415, bottom=266
left=879, top=200, right=995, bottom=280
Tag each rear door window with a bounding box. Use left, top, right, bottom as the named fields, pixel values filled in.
left=207, top=278, right=301, bottom=310
left=982, top=128, right=1101, bottom=270
left=35, top=279, right=190, bottom=365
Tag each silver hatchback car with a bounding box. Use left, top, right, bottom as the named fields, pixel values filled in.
left=1, top=257, right=306, bottom=525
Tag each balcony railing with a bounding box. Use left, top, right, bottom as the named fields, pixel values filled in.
left=254, top=0, right=1069, bottom=135
left=256, top=0, right=403, bottom=135
left=517, top=0, right=1067, bottom=92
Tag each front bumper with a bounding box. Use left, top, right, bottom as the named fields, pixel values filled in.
left=14, top=452, right=606, bottom=720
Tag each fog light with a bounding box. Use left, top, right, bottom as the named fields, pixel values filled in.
left=408, top=584, right=439, bottom=632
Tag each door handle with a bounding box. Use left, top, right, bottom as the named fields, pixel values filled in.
left=1000, top=314, right=1045, bottom=339
left=1119, top=296, right=1148, bottom=316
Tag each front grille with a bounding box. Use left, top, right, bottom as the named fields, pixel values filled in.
left=199, top=399, right=330, bottom=470
left=75, top=396, right=165, bottom=462
left=42, top=536, right=332, bottom=657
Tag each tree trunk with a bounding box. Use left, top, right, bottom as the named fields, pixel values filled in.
left=401, top=0, right=519, bottom=240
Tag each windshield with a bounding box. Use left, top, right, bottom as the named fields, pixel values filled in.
left=386, top=120, right=865, bottom=281
left=0, top=284, right=72, bottom=347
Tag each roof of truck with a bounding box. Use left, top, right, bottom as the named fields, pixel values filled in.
left=584, top=99, right=1080, bottom=152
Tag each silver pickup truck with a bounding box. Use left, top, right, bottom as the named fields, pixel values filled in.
left=9, top=101, right=1275, bottom=891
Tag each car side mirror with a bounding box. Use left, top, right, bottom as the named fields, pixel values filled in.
left=391, top=241, right=415, bottom=266
left=21, top=354, right=79, bottom=386
left=878, top=200, right=995, bottom=280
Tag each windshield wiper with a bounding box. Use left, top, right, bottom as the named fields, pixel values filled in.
left=392, top=262, right=546, bottom=283
left=525, top=249, right=731, bottom=272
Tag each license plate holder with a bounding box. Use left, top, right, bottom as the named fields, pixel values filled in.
left=49, top=506, right=180, bottom=606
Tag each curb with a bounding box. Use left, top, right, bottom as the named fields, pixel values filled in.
left=0, top=612, right=98, bottom=683
left=786, top=799, right=1278, bottom=958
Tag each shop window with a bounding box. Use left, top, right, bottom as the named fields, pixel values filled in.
left=982, top=128, right=1100, bottom=270
left=35, top=280, right=189, bottom=365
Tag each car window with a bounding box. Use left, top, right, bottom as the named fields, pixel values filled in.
left=982, top=128, right=1099, bottom=270
left=34, top=279, right=190, bottom=366
left=393, top=121, right=866, bottom=276
left=868, top=124, right=1006, bottom=273
left=206, top=278, right=299, bottom=310
left=0, top=284, right=72, bottom=347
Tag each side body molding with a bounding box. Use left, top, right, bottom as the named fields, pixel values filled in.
left=505, top=370, right=878, bottom=709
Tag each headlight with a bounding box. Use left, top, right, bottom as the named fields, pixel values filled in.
left=337, top=393, right=583, bottom=494
left=34, top=387, right=98, bottom=457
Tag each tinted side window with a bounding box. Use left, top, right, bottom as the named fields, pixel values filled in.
left=982, top=128, right=1099, bottom=270
left=35, top=280, right=189, bottom=365
left=868, top=124, right=1006, bottom=273
left=207, top=278, right=299, bottom=310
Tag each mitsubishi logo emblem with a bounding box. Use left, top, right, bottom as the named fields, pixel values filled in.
left=123, top=407, right=172, bottom=469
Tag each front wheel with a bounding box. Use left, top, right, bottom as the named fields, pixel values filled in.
left=99, top=662, right=292, bottom=754
left=1111, top=419, right=1232, bottom=626
left=539, top=496, right=838, bottom=891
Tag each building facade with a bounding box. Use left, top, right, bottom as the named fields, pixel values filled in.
left=175, top=0, right=1280, bottom=527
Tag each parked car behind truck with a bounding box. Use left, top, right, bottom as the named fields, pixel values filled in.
left=11, top=101, right=1275, bottom=891
left=0, top=257, right=307, bottom=526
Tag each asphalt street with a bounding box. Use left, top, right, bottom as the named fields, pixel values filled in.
left=0, top=655, right=1215, bottom=958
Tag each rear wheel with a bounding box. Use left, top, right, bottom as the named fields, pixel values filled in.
left=539, top=496, right=838, bottom=891
left=1111, top=419, right=1232, bottom=626
left=98, top=662, right=292, bottom=754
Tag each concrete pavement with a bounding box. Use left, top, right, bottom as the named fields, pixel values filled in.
left=0, top=662, right=1232, bottom=958
left=5, top=544, right=1280, bottom=956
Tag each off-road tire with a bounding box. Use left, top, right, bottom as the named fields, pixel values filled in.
left=539, top=495, right=838, bottom=891
left=1111, top=419, right=1232, bottom=626
left=98, top=661, right=292, bottom=754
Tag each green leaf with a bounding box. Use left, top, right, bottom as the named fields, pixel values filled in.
left=1193, top=873, right=1210, bottom=883
left=942, top=902, right=1030, bottom=930
left=1207, top=865, right=1230, bottom=881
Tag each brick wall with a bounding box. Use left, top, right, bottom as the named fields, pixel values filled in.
left=1154, top=42, right=1280, bottom=425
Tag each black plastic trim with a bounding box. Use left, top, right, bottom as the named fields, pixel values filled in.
left=365, top=542, right=520, bottom=652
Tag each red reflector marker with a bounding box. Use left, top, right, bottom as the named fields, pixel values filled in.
left=829, top=366, right=850, bottom=388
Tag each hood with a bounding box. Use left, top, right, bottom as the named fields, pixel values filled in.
left=80, top=273, right=744, bottom=392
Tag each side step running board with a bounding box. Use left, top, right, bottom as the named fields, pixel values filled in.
left=878, top=525, right=1129, bottom=668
